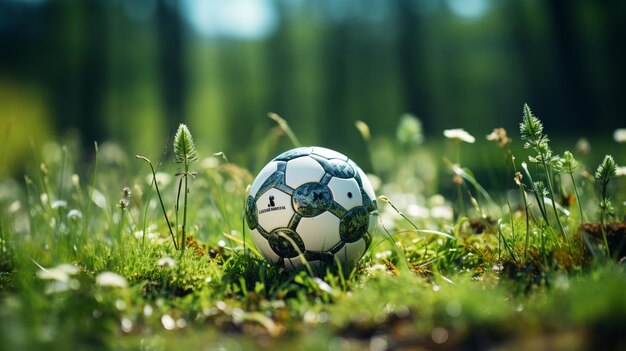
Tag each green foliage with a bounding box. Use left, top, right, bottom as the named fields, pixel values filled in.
left=0, top=114, right=625, bottom=350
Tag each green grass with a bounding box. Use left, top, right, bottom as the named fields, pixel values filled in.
left=1, top=111, right=625, bottom=350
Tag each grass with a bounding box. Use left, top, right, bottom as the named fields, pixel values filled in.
left=1, top=106, right=625, bottom=350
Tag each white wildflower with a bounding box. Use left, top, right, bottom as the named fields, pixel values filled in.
left=67, top=209, right=83, bottom=220
left=96, top=271, right=128, bottom=288
left=613, top=129, right=626, bottom=143
left=157, top=256, right=176, bottom=268
left=444, top=129, right=475, bottom=143
left=428, top=194, right=446, bottom=207
left=8, top=200, right=20, bottom=214
left=51, top=200, right=67, bottom=209
left=161, top=314, right=176, bottom=330
left=71, top=174, right=80, bottom=187
left=134, top=231, right=159, bottom=241
left=37, top=263, right=79, bottom=282
left=431, top=205, right=454, bottom=220
left=91, top=189, right=107, bottom=209
left=407, top=204, right=429, bottom=219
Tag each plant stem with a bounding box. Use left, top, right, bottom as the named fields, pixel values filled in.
left=84, top=142, right=99, bottom=236
left=137, top=155, right=178, bottom=250
left=514, top=160, right=531, bottom=260
left=600, top=179, right=611, bottom=257
left=569, top=171, right=584, bottom=222
left=521, top=163, right=550, bottom=226
left=141, top=179, right=154, bottom=249
left=180, top=164, right=189, bottom=258
left=542, top=160, right=567, bottom=241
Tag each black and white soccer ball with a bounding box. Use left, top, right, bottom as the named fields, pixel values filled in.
left=245, top=146, right=378, bottom=273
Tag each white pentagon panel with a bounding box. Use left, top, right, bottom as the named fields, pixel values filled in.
left=334, top=238, right=367, bottom=271
left=256, top=188, right=294, bottom=232
left=328, top=177, right=362, bottom=211
left=285, top=156, right=325, bottom=189
left=357, top=167, right=376, bottom=202
left=296, top=211, right=341, bottom=252
left=250, top=229, right=281, bottom=263
left=249, top=161, right=279, bottom=198
left=312, top=146, right=348, bottom=160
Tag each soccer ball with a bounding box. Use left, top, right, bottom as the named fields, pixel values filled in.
left=245, top=146, right=378, bottom=273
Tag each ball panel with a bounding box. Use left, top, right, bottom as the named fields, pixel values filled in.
left=311, top=156, right=355, bottom=179
left=283, top=255, right=321, bottom=270
left=274, top=147, right=313, bottom=161
left=348, top=160, right=363, bottom=187
left=285, top=156, right=326, bottom=189
left=327, top=177, right=363, bottom=211
left=334, top=238, right=367, bottom=272
left=256, top=188, right=294, bottom=232
left=340, top=207, right=369, bottom=243
left=245, top=196, right=258, bottom=230
left=296, top=211, right=341, bottom=252
left=311, top=146, right=348, bottom=160
left=268, top=228, right=305, bottom=258
left=292, top=182, right=333, bottom=217
left=250, top=229, right=281, bottom=263
left=249, top=161, right=279, bottom=198
left=355, top=166, right=376, bottom=204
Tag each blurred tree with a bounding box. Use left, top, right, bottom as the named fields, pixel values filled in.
left=157, top=0, right=186, bottom=130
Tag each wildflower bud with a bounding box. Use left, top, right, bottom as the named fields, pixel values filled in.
left=378, top=195, right=390, bottom=203
left=122, top=186, right=131, bottom=198
left=72, top=174, right=80, bottom=187
left=453, top=175, right=464, bottom=185
left=514, top=172, right=523, bottom=186
left=119, top=198, right=130, bottom=210
left=355, top=120, right=371, bottom=141
left=486, top=128, right=512, bottom=148
left=576, top=138, right=590, bottom=155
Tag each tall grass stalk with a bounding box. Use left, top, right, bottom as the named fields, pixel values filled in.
left=519, top=104, right=567, bottom=241
left=173, top=124, right=198, bottom=257
left=563, top=151, right=585, bottom=222
left=268, top=112, right=301, bottom=147
left=595, top=155, right=616, bottom=257
left=355, top=120, right=376, bottom=173
left=84, top=142, right=99, bottom=235
left=521, top=162, right=550, bottom=226
left=513, top=158, right=531, bottom=260
left=136, top=155, right=178, bottom=250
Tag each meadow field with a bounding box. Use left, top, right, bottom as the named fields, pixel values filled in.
left=1, top=107, right=625, bottom=350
